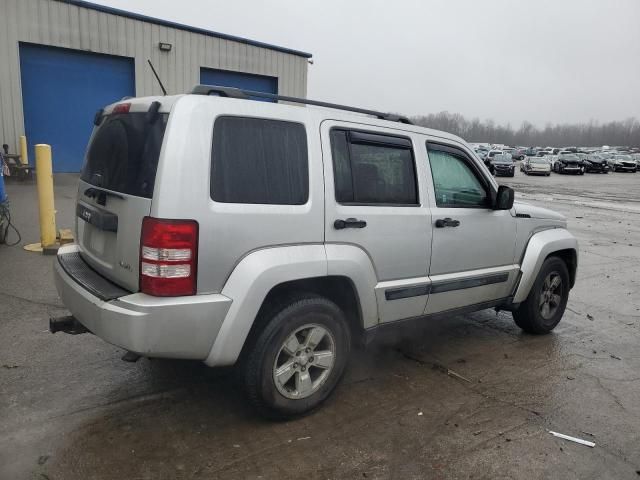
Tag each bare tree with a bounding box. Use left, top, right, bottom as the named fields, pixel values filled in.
left=411, top=112, right=640, bottom=147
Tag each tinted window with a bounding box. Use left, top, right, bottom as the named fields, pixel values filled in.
left=81, top=112, right=168, bottom=198
left=211, top=117, right=308, bottom=204
left=330, top=130, right=417, bottom=205
left=427, top=146, right=489, bottom=208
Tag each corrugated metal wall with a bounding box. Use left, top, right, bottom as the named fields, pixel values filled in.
left=0, top=0, right=309, bottom=151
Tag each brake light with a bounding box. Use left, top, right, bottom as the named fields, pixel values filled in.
left=112, top=103, right=131, bottom=114
left=140, top=217, right=198, bottom=296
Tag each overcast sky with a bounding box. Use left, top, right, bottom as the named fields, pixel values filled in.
left=93, top=0, right=640, bottom=127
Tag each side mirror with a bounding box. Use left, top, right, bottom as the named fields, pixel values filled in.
left=494, top=185, right=514, bottom=210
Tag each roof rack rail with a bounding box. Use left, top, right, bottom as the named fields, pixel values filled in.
left=190, top=84, right=412, bottom=124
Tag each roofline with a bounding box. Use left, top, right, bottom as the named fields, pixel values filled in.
left=57, top=0, right=313, bottom=58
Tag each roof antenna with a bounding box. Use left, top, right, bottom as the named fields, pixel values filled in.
left=147, top=59, right=167, bottom=96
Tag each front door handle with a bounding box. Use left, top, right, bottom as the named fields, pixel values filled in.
left=334, top=218, right=367, bottom=230
left=435, top=217, right=460, bottom=228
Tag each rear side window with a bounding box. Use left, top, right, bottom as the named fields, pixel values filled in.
left=330, top=129, right=418, bottom=205
left=211, top=117, right=308, bottom=204
left=81, top=112, right=168, bottom=198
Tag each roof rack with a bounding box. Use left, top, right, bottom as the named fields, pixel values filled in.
left=190, top=85, right=412, bottom=124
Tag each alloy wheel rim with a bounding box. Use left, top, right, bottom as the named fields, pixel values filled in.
left=539, top=272, right=563, bottom=320
left=272, top=324, right=336, bottom=400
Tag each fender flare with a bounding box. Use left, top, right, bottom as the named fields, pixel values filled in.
left=203, top=244, right=380, bottom=367
left=512, top=228, right=578, bottom=304
left=204, top=245, right=326, bottom=367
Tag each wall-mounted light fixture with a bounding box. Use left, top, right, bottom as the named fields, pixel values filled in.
left=158, top=42, right=172, bottom=52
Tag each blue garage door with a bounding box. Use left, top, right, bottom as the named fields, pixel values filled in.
left=200, top=68, right=277, bottom=102
left=19, top=44, right=135, bottom=172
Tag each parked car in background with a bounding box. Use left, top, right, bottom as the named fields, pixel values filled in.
left=502, top=147, right=516, bottom=158
left=512, top=148, right=526, bottom=160
left=525, top=147, right=539, bottom=156
left=608, top=154, right=637, bottom=172
left=521, top=157, right=551, bottom=176
left=553, top=153, right=585, bottom=174
left=474, top=148, right=489, bottom=161
left=584, top=154, right=610, bottom=173
left=491, top=153, right=515, bottom=177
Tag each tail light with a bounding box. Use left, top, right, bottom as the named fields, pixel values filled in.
left=140, top=217, right=198, bottom=296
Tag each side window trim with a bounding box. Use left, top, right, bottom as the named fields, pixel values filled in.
left=331, top=127, right=420, bottom=207
left=348, top=130, right=412, bottom=149
left=426, top=141, right=494, bottom=209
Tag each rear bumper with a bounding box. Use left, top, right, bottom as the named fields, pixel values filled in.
left=53, top=245, right=232, bottom=360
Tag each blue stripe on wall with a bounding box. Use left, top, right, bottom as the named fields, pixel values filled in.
left=200, top=68, right=278, bottom=102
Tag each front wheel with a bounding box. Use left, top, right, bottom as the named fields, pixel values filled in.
left=241, top=294, right=351, bottom=419
left=513, top=256, right=570, bottom=334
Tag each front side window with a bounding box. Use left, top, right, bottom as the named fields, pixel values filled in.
left=427, top=144, right=489, bottom=208
left=330, top=129, right=418, bottom=205
left=211, top=117, right=308, bottom=204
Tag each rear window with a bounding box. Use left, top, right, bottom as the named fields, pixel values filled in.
left=81, top=112, right=168, bottom=198
left=211, top=116, right=308, bottom=205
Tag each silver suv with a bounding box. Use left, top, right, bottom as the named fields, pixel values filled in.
left=53, top=86, right=578, bottom=418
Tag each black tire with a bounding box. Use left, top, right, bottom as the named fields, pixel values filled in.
left=242, top=294, right=351, bottom=419
left=513, top=256, right=570, bottom=334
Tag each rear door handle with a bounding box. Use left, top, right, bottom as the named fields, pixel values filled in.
left=334, top=218, right=367, bottom=230
left=435, top=217, right=460, bottom=228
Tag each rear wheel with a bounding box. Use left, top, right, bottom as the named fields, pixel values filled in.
left=513, top=256, right=570, bottom=334
left=242, top=294, right=351, bottom=419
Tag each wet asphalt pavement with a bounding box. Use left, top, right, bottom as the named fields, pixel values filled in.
left=1, top=170, right=639, bottom=479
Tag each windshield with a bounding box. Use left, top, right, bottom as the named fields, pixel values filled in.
left=81, top=112, right=168, bottom=198
left=560, top=154, right=579, bottom=161
left=531, top=158, right=547, bottom=164
left=493, top=154, right=512, bottom=162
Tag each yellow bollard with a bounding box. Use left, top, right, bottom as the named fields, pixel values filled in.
left=19, top=135, right=28, bottom=165
left=35, top=144, right=57, bottom=248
